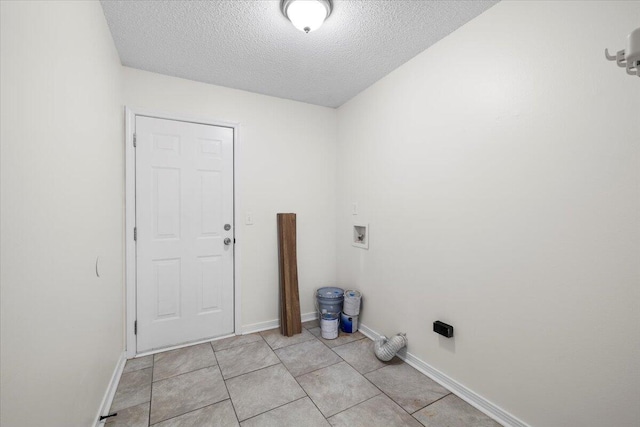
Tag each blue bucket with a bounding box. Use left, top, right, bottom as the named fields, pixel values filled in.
left=340, top=312, right=358, bottom=333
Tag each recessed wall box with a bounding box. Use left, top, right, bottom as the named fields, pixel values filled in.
left=352, top=223, right=369, bottom=249
left=433, top=321, right=454, bottom=338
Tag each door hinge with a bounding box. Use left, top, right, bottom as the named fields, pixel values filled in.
left=134, top=320, right=137, bottom=335
left=134, top=227, right=137, bottom=241
left=133, top=133, right=137, bottom=147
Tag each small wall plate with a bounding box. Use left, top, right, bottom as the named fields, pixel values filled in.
left=352, top=223, right=369, bottom=249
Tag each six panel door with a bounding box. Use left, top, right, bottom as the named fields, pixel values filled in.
left=135, top=116, right=234, bottom=353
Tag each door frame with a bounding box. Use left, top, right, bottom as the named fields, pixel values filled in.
left=124, top=106, right=242, bottom=359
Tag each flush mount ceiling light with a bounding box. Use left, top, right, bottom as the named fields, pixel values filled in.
left=281, top=0, right=333, bottom=34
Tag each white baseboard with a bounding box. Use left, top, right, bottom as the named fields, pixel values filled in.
left=242, top=318, right=280, bottom=334
left=242, top=311, right=318, bottom=335
left=94, top=351, right=126, bottom=427
left=301, top=311, right=318, bottom=323
left=358, top=323, right=529, bottom=427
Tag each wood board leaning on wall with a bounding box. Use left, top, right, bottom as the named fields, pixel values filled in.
left=277, top=213, right=302, bottom=336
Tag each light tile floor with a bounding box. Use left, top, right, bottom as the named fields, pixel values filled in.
left=108, top=321, right=502, bottom=426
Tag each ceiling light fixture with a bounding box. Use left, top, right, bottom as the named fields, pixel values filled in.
left=281, top=0, right=332, bottom=34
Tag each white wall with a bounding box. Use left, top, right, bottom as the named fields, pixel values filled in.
left=0, top=1, right=124, bottom=426
left=336, top=1, right=640, bottom=426
left=123, top=67, right=338, bottom=329
left=3, top=1, right=637, bottom=425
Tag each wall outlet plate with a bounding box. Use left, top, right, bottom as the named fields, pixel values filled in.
left=352, top=223, right=369, bottom=249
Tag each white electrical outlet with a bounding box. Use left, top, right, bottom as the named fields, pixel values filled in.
left=245, top=212, right=254, bottom=225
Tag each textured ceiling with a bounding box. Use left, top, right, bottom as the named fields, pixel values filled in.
left=101, top=0, right=498, bottom=108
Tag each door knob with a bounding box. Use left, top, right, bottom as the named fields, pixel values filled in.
left=224, top=237, right=232, bottom=245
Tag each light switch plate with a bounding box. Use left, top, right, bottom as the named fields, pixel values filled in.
left=352, top=202, right=358, bottom=215
left=245, top=212, right=254, bottom=225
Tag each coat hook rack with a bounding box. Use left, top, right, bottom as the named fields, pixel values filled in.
left=605, top=27, right=640, bottom=77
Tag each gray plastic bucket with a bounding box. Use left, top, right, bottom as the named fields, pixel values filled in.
left=316, top=287, right=344, bottom=314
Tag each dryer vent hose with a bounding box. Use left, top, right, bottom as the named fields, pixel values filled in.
left=374, top=333, right=408, bottom=361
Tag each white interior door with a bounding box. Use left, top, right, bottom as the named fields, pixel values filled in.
left=135, top=115, right=234, bottom=353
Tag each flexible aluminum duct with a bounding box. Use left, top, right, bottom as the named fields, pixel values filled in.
left=374, top=333, right=408, bottom=361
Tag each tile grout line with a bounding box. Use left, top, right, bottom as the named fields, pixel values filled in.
left=141, top=334, right=392, bottom=425
left=272, top=335, right=344, bottom=378
left=151, top=361, right=220, bottom=383
left=324, top=391, right=383, bottom=421
left=308, top=328, right=335, bottom=351
left=146, top=343, right=234, bottom=425
left=308, top=328, right=367, bottom=351
left=327, top=335, right=367, bottom=350
left=222, top=356, right=302, bottom=387
left=292, top=332, right=399, bottom=420
left=149, top=376, right=231, bottom=425
left=147, top=356, right=154, bottom=427
left=152, top=364, right=218, bottom=383
left=236, top=395, right=310, bottom=424
left=120, top=356, right=154, bottom=374
left=140, top=330, right=434, bottom=426
left=260, top=329, right=317, bottom=351
left=213, top=336, right=267, bottom=354
left=147, top=400, right=232, bottom=427
left=275, top=334, right=398, bottom=422
left=223, top=332, right=347, bottom=382
left=150, top=342, right=219, bottom=383
left=129, top=330, right=456, bottom=427
left=211, top=340, right=242, bottom=425
left=291, top=358, right=344, bottom=379
left=212, top=333, right=267, bottom=353
left=106, top=359, right=153, bottom=425
left=354, top=354, right=453, bottom=419
left=269, top=338, right=332, bottom=422
left=220, top=374, right=241, bottom=425
left=360, top=363, right=432, bottom=422
left=326, top=338, right=427, bottom=421
left=147, top=359, right=229, bottom=424
left=215, top=338, right=281, bottom=380
left=108, top=367, right=153, bottom=415
left=350, top=345, right=456, bottom=419
left=223, top=333, right=323, bottom=423
left=138, top=336, right=306, bottom=425
left=332, top=365, right=388, bottom=419
left=410, top=392, right=453, bottom=416
left=210, top=341, right=220, bottom=366
left=361, top=363, right=388, bottom=375
left=221, top=360, right=282, bottom=381
left=319, top=370, right=432, bottom=427
left=351, top=357, right=453, bottom=424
